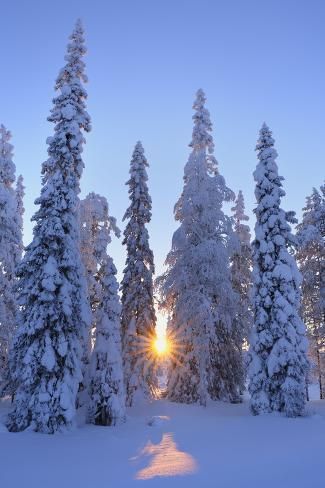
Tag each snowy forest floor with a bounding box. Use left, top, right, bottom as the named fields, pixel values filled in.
left=1, top=392, right=325, bottom=488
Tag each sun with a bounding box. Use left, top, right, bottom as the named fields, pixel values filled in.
left=154, top=335, right=168, bottom=356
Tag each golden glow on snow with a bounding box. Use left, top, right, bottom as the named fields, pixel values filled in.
left=134, top=433, right=198, bottom=480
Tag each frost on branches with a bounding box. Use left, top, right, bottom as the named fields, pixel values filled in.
left=80, top=193, right=117, bottom=378
left=231, top=191, right=253, bottom=368
left=80, top=194, right=120, bottom=333
left=248, top=124, right=308, bottom=417
left=296, top=185, right=325, bottom=398
left=80, top=193, right=125, bottom=425
left=7, top=20, right=91, bottom=433
left=157, top=89, right=241, bottom=405
left=88, top=256, right=125, bottom=425
left=121, top=142, right=157, bottom=406
left=16, top=174, right=25, bottom=261
left=0, top=126, right=22, bottom=396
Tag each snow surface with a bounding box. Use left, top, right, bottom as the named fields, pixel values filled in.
left=1, top=395, right=325, bottom=487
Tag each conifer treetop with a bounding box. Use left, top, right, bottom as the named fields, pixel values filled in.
left=189, top=89, right=219, bottom=174
left=46, top=19, right=91, bottom=188
left=231, top=190, right=251, bottom=244
left=82, top=192, right=120, bottom=245
left=0, top=125, right=16, bottom=187
left=124, top=142, right=150, bottom=201
left=123, top=141, right=153, bottom=243
left=254, top=122, right=296, bottom=247
left=56, top=19, right=88, bottom=87
left=298, top=186, right=325, bottom=241
left=16, top=175, right=25, bottom=216
left=40, top=19, right=91, bottom=201
left=190, top=89, right=214, bottom=152
left=254, top=123, right=284, bottom=205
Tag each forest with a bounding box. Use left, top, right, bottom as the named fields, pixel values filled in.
left=0, top=20, right=324, bottom=441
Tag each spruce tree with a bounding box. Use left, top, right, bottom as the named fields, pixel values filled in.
left=79, top=192, right=125, bottom=425
left=88, top=256, right=126, bottom=425
left=16, top=174, right=25, bottom=261
left=0, top=125, right=21, bottom=396
left=4, top=177, right=25, bottom=398
left=231, top=190, right=253, bottom=356
left=296, top=186, right=325, bottom=398
left=248, top=123, right=308, bottom=417
left=80, top=193, right=115, bottom=372
left=80, top=193, right=120, bottom=335
left=80, top=193, right=103, bottom=318
left=157, top=89, right=240, bottom=405
left=7, top=20, right=91, bottom=433
left=121, top=142, right=156, bottom=406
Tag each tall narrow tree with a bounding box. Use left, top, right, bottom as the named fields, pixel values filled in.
left=248, top=123, right=308, bottom=417
left=3, top=174, right=26, bottom=398
left=88, top=256, right=126, bottom=426
left=231, top=190, right=253, bottom=351
left=79, top=192, right=126, bottom=425
left=7, top=20, right=91, bottom=433
left=80, top=193, right=120, bottom=334
left=0, top=125, right=21, bottom=396
left=121, top=142, right=156, bottom=406
left=16, top=174, right=25, bottom=261
left=296, top=186, right=325, bottom=398
left=80, top=193, right=112, bottom=374
left=157, top=89, right=240, bottom=405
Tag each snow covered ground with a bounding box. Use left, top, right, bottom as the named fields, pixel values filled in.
left=1, top=395, right=325, bottom=488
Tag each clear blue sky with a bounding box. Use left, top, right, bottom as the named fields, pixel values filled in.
left=1, top=0, right=324, bottom=292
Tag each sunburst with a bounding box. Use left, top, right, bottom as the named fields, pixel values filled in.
left=154, top=335, right=169, bottom=356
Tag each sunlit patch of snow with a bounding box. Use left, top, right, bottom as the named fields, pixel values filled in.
left=133, top=432, right=198, bottom=479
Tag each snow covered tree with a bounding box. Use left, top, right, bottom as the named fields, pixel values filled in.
left=16, top=174, right=25, bottom=261
left=7, top=20, right=91, bottom=433
left=80, top=193, right=102, bottom=311
left=88, top=256, right=126, bottom=425
left=121, top=142, right=157, bottom=406
left=157, top=89, right=241, bottom=405
left=248, top=123, right=308, bottom=417
left=296, top=185, right=325, bottom=398
left=80, top=193, right=120, bottom=335
left=0, top=125, right=21, bottom=397
left=79, top=192, right=125, bottom=425
left=231, top=191, right=253, bottom=351
left=3, top=174, right=26, bottom=398
left=80, top=193, right=110, bottom=373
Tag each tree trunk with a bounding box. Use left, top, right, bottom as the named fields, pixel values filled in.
left=305, top=379, right=309, bottom=402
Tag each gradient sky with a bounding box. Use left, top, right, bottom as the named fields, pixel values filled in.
left=1, top=0, right=324, bottom=331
